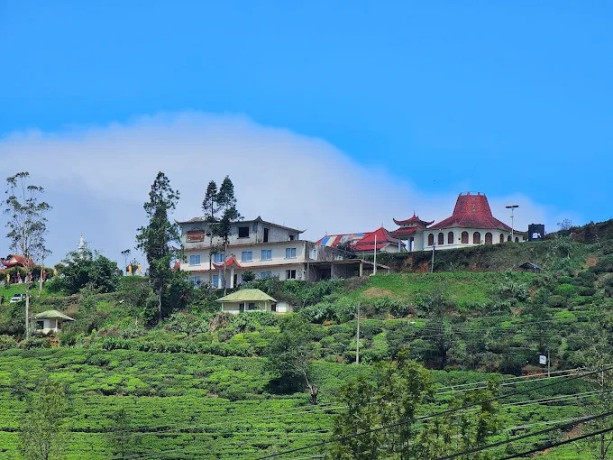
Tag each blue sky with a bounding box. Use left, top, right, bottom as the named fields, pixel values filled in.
left=0, top=1, right=611, bottom=263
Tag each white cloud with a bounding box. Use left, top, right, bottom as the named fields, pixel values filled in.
left=0, top=112, right=559, bottom=265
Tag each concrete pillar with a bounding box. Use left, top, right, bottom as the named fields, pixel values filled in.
left=217, top=268, right=223, bottom=289
left=230, top=267, right=235, bottom=289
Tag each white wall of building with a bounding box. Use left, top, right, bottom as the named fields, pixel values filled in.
left=422, top=227, right=518, bottom=251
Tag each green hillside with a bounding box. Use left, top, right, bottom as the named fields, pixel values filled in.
left=0, top=223, right=612, bottom=459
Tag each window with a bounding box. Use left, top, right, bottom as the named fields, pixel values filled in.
left=238, top=226, right=250, bottom=238
left=286, top=269, right=297, bottom=279
left=241, top=251, right=252, bottom=262
left=285, top=247, right=297, bottom=259
left=428, top=234, right=434, bottom=246
left=189, top=254, right=201, bottom=266
left=248, top=302, right=257, bottom=310
left=289, top=234, right=295, bottom=241
left=212, top=274, right=222, bottom=287
left=485, top=232, right=493, bottom=245
left=500, top=234, right=504, bottom=244
left=213, top=252, right=225, bottom=263
left=461, top=231, right=469, bottom=244
left=438, top=233, right=444, bottom=245
left=473, top=232, right=481, bottom=244
left=448, top=232, right=454, bottom=245
left=259, top=271, right=272, bottom=278
left=36, top=320, right=44, bottom=330
left=189, top=275, right=201, bottom=286
left=239, top=303, right=245, bottom=312
left=261, top=249, right=272, bottom=261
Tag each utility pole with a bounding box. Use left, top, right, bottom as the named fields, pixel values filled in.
left=547, top=348, right=551, bottom=378
left=506, top=205, right=519, bottom=241
left=355, top=303, right=360, bottom=365
left=373, top=234, right=377, bottom=275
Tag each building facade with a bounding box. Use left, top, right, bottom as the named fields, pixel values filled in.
left=178, top=216, right=383, bottom=288
left=393, top=192, right=525, bottom=252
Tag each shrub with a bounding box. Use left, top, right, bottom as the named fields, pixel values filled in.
left=0, top=335, right=18, bottom=350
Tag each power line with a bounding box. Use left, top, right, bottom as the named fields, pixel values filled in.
left=254, top=365, right=613, bottom=459
left=500, top=425, right=613, bottom=460
left=436, top=410, right=613, bottom=460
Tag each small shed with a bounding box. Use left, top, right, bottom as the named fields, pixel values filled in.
left=217, top=289, right=282, bottom=314
left=34, top=310, right=74, bottom=334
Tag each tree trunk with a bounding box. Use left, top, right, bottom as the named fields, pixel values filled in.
left=223, top=241, right=228, bottom=296
left=157, top=288, right=163, bottom=324
left=25, top=292, right=30, bottom=339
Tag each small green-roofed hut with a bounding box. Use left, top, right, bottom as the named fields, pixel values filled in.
left=34, top=310, right=74, bottom=334
left=216, top=289, right=282, bottom=314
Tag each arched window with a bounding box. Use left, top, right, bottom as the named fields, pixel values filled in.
left=473, top=232, right=481, bottom=244
left=485, top=232, right=493, bottom=245
left=428, top=233, right=434, bottom=246
left=438, top=233, right=444, bottom=245
left=448, top=231, right=454, bottom=244
left=515, top=237, right=519, bottom=243
left=507, top=235, right=512, bottom=242
left=499, top=234, right=504, bottom=244
left=461, top=231, right=469, bottom=244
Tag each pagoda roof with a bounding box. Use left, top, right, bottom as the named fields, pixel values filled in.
left=390, top=227, right=418, bottom=238
left=430, top=192, right=512, bottom=231
left=213, top=256, right=242, bottom=269
left=393, top=213, right=434, bottom=228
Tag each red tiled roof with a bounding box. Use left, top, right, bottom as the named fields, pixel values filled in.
left=353, top=227, right=402, bottom=251
left=390, top=227, right=418, bottom=238
left=213, top=256, right=242, bottom=269
left=430, top=192, right=512, bottom=231
left=393, top=213, right=434, bottom=228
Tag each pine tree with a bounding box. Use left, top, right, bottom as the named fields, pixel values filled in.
left=136, top=172, right=181, bottom=323
left=202, top=180, right=219, bottom=285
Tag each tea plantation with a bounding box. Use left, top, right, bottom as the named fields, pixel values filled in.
left=0, top=227, right=611, bottom=459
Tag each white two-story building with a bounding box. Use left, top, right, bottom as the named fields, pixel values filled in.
left=178, top=216, right=385, bottom=288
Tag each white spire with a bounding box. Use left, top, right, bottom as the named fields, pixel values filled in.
left=78, top=233, right=87, bottom=257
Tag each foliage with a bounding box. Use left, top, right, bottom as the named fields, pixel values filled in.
left=136, top=172, right=181, bottom=323
left=54, top=249, right=120, bottom=295
left=265, top=315, right=321, bottom=404
left=4, top=171, right=51, bottom=338
left=19, top=378, right=71, bottom=460
left=328, top=353, right=432, bottom=459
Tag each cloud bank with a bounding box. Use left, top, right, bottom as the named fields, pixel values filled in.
left=0, top=112, right=557, bottom=265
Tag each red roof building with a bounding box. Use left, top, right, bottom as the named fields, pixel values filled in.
left=424, top=192, right=522, bottom=250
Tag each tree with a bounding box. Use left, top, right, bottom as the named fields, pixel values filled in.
left=136, top=172, right=181, bottom=323
left=19, top=379, right=70, bottom=460
left=215, top=176, right=241, bottom=294
left=329, top=352, right=432, bottom=459
left=576, top=303, right=613, bottom=460
left=54, top=249, right=120, bottom=295
left=107, top=408, right=140, bottom=459
left=4, top=172, right=51, bottom=338
left=265, top=315, right=320, bottom=404
left=329, top=354, right=500, bottom=459
left=121, top=249, right=131, bottom=274
left=202, top=180, right=220, bottom=285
